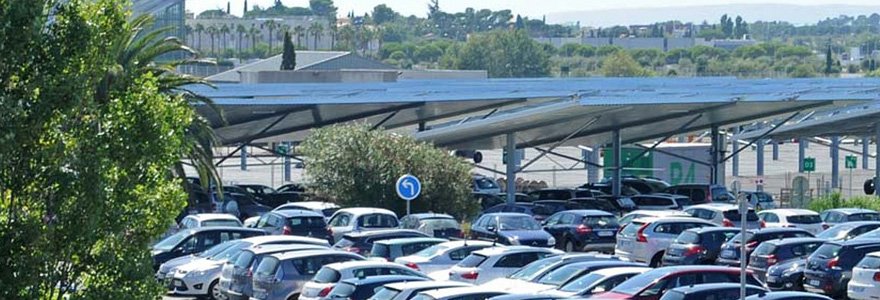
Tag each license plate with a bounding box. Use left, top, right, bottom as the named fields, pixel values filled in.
left=809, top=279, right=820, bottom=286
left=852, top=286, right=864, bottom=292
left=598, top=231, right=614, bottom=237
left=766, top=276, right=777, bottom=283
left=174, top=280, right=184, bottom=287
left=721, top=250, right=734, bottom=258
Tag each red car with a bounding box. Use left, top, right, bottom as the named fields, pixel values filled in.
left=593, top=265, right=764, bottom=300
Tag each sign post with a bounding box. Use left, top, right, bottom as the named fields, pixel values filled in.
left=731, top=180, right=747, bottom=300
left=396, top=174, right=421, bottom=216
left=804, top=157, right=815, bottom=196
left=846, top=155, right=857, bottom=198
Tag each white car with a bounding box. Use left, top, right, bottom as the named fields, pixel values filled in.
left=327, top=207, right=399, bottom=242
left=758, top=209, right=827, bottom=235
left=273, top=201, right=341, bottom=221
left=298, top=260, right=427, bottom=300
left=618, top=210, right=689, bottom=226
left=179, top=213, right=242, bottom=229
left=684, top=203, right=761, bottom=229
left=368, top=281, right=472, bottom=300
left=542, top=266, right=651, bottom=298
left=446, top=246, right=562, bottom=285
left=481, top=253, right=624, bottom=294
left=411, top=286, right=508, bottom=300
left=848, top=250, right=880, bottom=300
left=614, top=217, right=716, bottom=267
left=394, top=240, right=495, bottom=275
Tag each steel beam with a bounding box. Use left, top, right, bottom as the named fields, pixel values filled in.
left=612, top=129, right=622, bottom=198
left=534, top=147, right=604, bottom=168
left=240, top=145, right=248, bottom=171
left=832, top=136, right=840, bottom=189
left=518, top=118, right=599, bottom=172
left=506, top=133, right=517, bottom=205
left=732, top=127, right=740, bottom=177
left=632, top=144, right=711, bottom=167
left=724, top=111, right=801, bottom=162
left=863, top=137, right=870, bottom=170
left=799, top=137, right=807, bottom=173
left=623, top=114, right=703, bottom=169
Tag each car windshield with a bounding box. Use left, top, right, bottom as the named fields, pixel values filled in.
left=584, top=216, right=619, bottom=228
left=369, top=287, right=402, bottom=300
left=674, top=231, right=700, bottom=244
left=850, top=213, right=880, bottom=221
left=727, top=232, right=756, bottom=244
left=313, top=267, right=341, bottom=283
left=199, top=241, right=238, bottom=258
left=421, top=218, right=459, bottom=230
left=559, top=273, right=604, bottom=292
left=209, top=241, right=251, bottom=260
left=752, top=242, right=777, bottom=256
left=610, top=269, right=666, bottom=295
left=414, top=244, right=450, bottom=258
left=202, top=220, right=242, bottom=227
left=358, top=214, right=399, bottom=228
left=817, top=224, right=855, bottom=240
left=288, top=216, right=326, bottom=228
left=254, top=257, right=280, bottom=277
left=508, top=256, right=560, bottom=280
left=722, top=210, right=759, bottom=222
left=498, top=215, right=541, bottom=230
left=152, top=231, right=189, bottom=251
left=813, top=243, right=842, bottom=259
left=856, top=256, right=880, bottom=269
left=536, top=264, right=585, bottom=285
left=457, top=254, right=487, bottom=268
left=475, top=177, right=499, bottom=189
left=788, top=215, right=822, bottom=224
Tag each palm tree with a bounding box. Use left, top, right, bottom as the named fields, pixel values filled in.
left=194, top=23, right=205, bottom=51
left=338, top=25, right=354, bottom=51
left=206, top=25, right=218, bottom=56
left=185, top=24, right=193, bottom=45
left=263, top=19, right=279, bottom=52
left=236, top=24, right=246, bottom=61
left=328, top=24, right=338, bottom=50
left=293, top=25, right=306, bottom=48
left=220, top=24, right=230, bottom=55
left=308, top=23, right=323, bottom=50
left=248, top=24, right=260, bottom=57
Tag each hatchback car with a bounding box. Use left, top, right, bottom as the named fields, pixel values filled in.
left=758, top=209, right=827, bottom=235
left=368, top=281, right=472, bottom=300
left=324, top=275, right=427, bottom=300
left=803, top=238, right=880, bottom=298
left=332, top=229, right=430, bottom=256
left=251, top=250, right=365, bottom=300
left=816, top=221, right=880, bottom=241
left=743, top=291, right=833, bottom=300
left=219, top=244, right=336, bottom=300
left=740, top=191, right=777, bottom=210
left=615, top=217, right=716, bottom=267
left=747, top=237, right=825, bottom=282
left=661, top=227, right=739, bottom=266
left=684, top=203, right=761, bottom=229
left=542, top=210, right=620, bottom=253
left=273, top=201, right=340, bottom=220
left=716, top=227, right=814, bottom=267
left=399, top=213, right=462, bottom=239
left=482, top=203, right=554, bottom=222
left=179, top=213, right=242, bottom=229
left=543, top=266, right=651, bottom=298
left=447, top=246, right=562, bottom=284
left=485, top=253, right=623, bottom=292
left=659, top=283, right=767, bottom=300
left=765, top=258, right=808, bottom=291
left=369, top=237, right=446, bottom=262
left=299, top=260, right=428, bottom=300
left=327, top=207, right=399, bottom=242
left=820, top=208, right=880, bottom=225
left=630, top=194, right=693, bottom=210
left=847, top=250, right=880, bottom=300
left=394, top=240, right=495, bottom=275
left=595, top=265, right=763, bottom=300
left=470, top=213, right=556, bottom=247
left=411, top=286, right=508, bottom=300
left=494, top=260, right=646, bottom=294
left=663, top=184, right=731, bottom=205
left=151, top=227, right=266, bottom=270
left=252, top=210, right=332, bottom=242
left=618, top=210, right=690, bottom=227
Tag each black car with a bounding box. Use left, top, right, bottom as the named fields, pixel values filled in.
left=663, top=184, right=731, bottom=205
left=235, top=184, right=302, bottom=207
left=815, top=221, right=880, bottom=241
left=470, top=212, right=556, bottom=247
left=580, top=183, right=641, bottom=197
left=482, top=202, right=553, bottom=221
left=251, top=210, right=332, bottom=242
left=532, top=200, right=588, bottom=214
left=662, top=227, right=739, bottom=266
left=331, top=229, right=429, bottom=256
left=543, top=210, right=620, bottom=253
left=630, top=193, right=693, bottom=210
left=747, top=237, right=825, bottom=282
left=567, top=197, right=630, bottom=216
left=150, top=227, right=265, bottom=270
left=661, top=283, right=767, bottom=300
left=803, top=238, right=880, bottom=297
left=528, top=188, right=600, bottom=201
left=216, top=192, right=272, bottom=220
left=600, top=175, right=670, bottom=194
left=276, top=183, right=305, bottom=193
left=765, top=258, right=807, bottom=291
left=716, top=227, right=814, bottom=266
left=473, top=192, right=506, bottom=211
left=326, top=275, right=427, bottom=299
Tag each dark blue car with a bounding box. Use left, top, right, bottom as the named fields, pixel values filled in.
left=765, top=258, right=807, bottom=291
left=716, top=227, right=814, bottom=266
left=815, top=221, right=880, bottom=241
left=470, top=213, right=556, bottom=247
left=542, top=210, right=620, bottom=253
left=325, top=275, right=426, bottom=299
left=747, top=237, right=824, bottom=282
left=662, top=227, right=739, bottom=266
left=803, top=238, right=880, bottom=297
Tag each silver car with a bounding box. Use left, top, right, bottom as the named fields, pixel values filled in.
left=219, top=244, right=333, bottom=300
left=250, top=250, right=364, bottom=300
left=326, top=207, right=399, bottom=242
left=614, top=216, right=716, bottom=267
left=684, top=203, right=761, bottom=229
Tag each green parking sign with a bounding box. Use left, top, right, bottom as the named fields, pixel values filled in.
left=846, top=155, right=857, bottom=169
left=803, top=157, right=816, bottom=172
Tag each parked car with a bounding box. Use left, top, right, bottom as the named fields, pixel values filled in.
left=542, top=210, right=620, bottom=253
left=630, top=194, right=693, bottom=210
left=659, top=283, right=768, bottom=300
left=765, top=258, right=808, bottom=291
left=474, top=192, right=506, bottom=211
left=368, top=281, right=472, bottom=300
left=493, top=260, right=645, bottom=294
left=484, top=253, right=628, bottom=294
left=410, top=286, right=508, bottom=300
left=661, top=227, right=739, bottom=266
left=543, top=266, right=651, bottom=298
left=235, top=184, right=300, bottom=207
left=215, top=192, right=273, bottom=220
left=848, top=250, right=880, bottom=300
left=299, top=260, right=428, bottom=300
left=618, top=210, right=690, bottom=227
left=325, top=275, right=428, bottom=300
left=273, top=201, right=340, bottom=220
left=747, top=237, right=825, bottom=282
left=469, top=213, right=556, bottom=247
left=276, top=183, right=305, bottom=194
left=663, top=184, right=732, bottom=204
left=447, top=246, right=562, bottom=284
left=684, top=203, right=761, bottom=229
left=527, top=188, right=599, bottom=201
left=332, top=229, right=430, bottom=256
left=803, top=238, right=880, bottom=298
left=595, top=265, right=764, bottom=300
left=327, top=207, right=399, bottom=242
left=744, top=291, right=833, bottom=300
left=581, top=183, right=641, bottom=197
left=394, top=240, right=495, bottom=275
left=250, top=249, right=365, bottom=300
left=482, top=203, right=554, bottom=222
left=219, top=243, right=338, bottom=300
left=151, top=227, right=265, bottom=270
left=615, top=217, right=716, bottom=267
left=400, top=213, right=462, bottom=239
left=532, top=200, right=588, bottom=214
left=817, top=221, right=880, bottom=241
left=567, top=197, right=628, bottom=215
left=740, top=191, right=777, bottom=210
left=473, top=174, right=501, bottom=194
left=497, top=193, right=534, bottom=202
left=607, top=176, right=671, bottom=194
left=251, top=210, right=332, bottom=242
left=369, top=237, right=447, bottom=262
left=820, top=208, right=880, bottom=225
left=716, top=228, right=814, bottom=267
left=179, top=213, right=242, bottom=229
left=758, top=209, right=827, bottom=235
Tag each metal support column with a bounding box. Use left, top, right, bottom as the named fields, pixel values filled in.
left=832, top=136, right=840, bottom=189
left=772, top=141, right=779, bottom=161
left=283, top=142, right=292, bottom=182
left=240, top=144, right=248, bottom=171
left=584, top=148, right=600, bottom=183
left=863, top=137, right=870, bottom=170
left=732, top=127, right=740, bottom=177
left=612, top=129, right=622, bottom=198
left=505, top=133, right=517, bottom=205
left=756, top=140, right=765, bottom=192
left=710, top=126, right=720, bottom=185
left=875, top=124, right=879, bottom=197
left=799, top=137, right=807, bottom=173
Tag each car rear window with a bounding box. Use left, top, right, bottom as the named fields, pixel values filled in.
left=234, top=250, right=256, bottom=268
left=370, top=244, right=391, bottom=259
left=584, top=216, right=619, bottom=228
left=621, top=221, right=645, bottom=238
left=335, top=237, right=356, bottom=248
left=856, top=255, right=880, bottom=269
left=787, top=215, right=822, bottom=224
left=753, top=242, right=778, bottom=256
left=370, top=287, right=402, bottom=300
left=633, top=197, right=673, bottom=207
left=813, top=243, right=842, bottom=259
left=458, top=254, right=488, bottom=268
left=358, top=214, right=399, bottom=228
left=722, top=210, right=759, bottom=222
left=850, top=213, right=880, bottom=221
left=202, top=220, right=242, bottom=227
left=675, top=231, right=700, bottom=244
left=288, top=216, right=326, bottom=228
left=328, top=282, right=357, bottom=297
left=254, top=257, right=280, bottom=277
left=313, top=267, right=341, bottom=283
left=322, top=208, right=340, bottom=218
left=421, top=218, right=459, bottom=230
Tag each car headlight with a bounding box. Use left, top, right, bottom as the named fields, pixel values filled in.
left=186, top=270, right=208, bottom=278
left=548, top=236, right=556, bottom=246
left=508, top=236, right=520, bottom=245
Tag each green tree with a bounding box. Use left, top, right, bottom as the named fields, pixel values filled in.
left=300, top=125, right=478, bottom=220
left=263, top=19, right=279, bottom=52
left=282, top=31, right=297, bottom=70
left=596, top=45, right=623, bottom=56
left=825, top=45, right=836, bottom=75
left=309, top=0, right=338, bottom=23
left=600, top=51, right=652, bottom=77
left=372, top=4, right=399, bottom=24
left=732, top=45, right=767, bottom=59
left=308, top=22, right=324, bottom=50
left=454, top=30, right=550, bottom=77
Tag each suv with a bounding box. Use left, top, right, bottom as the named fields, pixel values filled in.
left=399, top=213, right=461, bottom=239
left=251, top=210, right=331, bottom=242
left=332, top=229, right=429, bottom=256
left=631, top=194, right=693, bottom=210
left=273, top=201, right=340, bottom=220
left=543, top=210, right=620, bottom=253
left=470, top=213, right=556, bottom=247
left=803, top=238, right=880, bottom=298
left=716, top=228, right=814, bottom=267
left=758, top=209, right=827, bottom=235
left=684, top=203, right=761, bottom=229
left=820, top=208, right=880, bottom=225
left=619, top=210, right=690, bottom=227
left=663, top=184, right=732, bottom=205
left=327, top=207, right=399, bottom=242
left=250, top=250, right=365, bottom=300
left=662, top=227, right=739, bottom=266
left=178, top=213, right=242, bottom=230
left=747, top=237, right=825, bottom=282
left=447, top=246, right=562, bottom=284
left=369, top=237, right=447, bottom=262
left=615, top=217, right=717, bottom=267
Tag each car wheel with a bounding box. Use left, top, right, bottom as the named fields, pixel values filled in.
left=564, top=239, right=576, bottom=252
left=650, top=252, right=664, bottom=268
left=208, top=279, right=223, bottom=300
left=287, top=294, right=300, bottom=300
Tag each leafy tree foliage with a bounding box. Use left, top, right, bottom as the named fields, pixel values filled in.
left=600, top=51, right=652, bottom=77
left=451, top=30, right=550, bottom=77
left=372, top=4, right=399, bottom=25
left=281, top=31, right=296, bottom=70
left=300, top=125, right=478, bottom=220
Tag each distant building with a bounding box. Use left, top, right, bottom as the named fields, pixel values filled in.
left=205, top=51, right=395, bottom=83
left=534, top=36, right=752, bottom=52
left=712, top=39, right=758, bottom=51
left=185, top=16, right=333, bottom=54
left=132, top=0, right=186, bottom=59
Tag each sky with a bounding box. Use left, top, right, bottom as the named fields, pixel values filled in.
left=188, top=0, right=880, bottom=20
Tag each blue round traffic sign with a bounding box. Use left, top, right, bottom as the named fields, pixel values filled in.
left=396, top=174, right=421, bottom=201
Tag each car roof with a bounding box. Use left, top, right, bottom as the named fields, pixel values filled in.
left=668, top=282, right=764, bottom=293
left=687, top=203, right=740, bottom=210
left=760, top=209, right=817, bottom=216
left=745, top=291, right=832, bottom=299
left=687, top=227, right=740, bottom=234
left=762, top=237, right=825, bottom=246
left=334, top=207, right=397, bottom=216
left=839, top=237, right=880, bottom=246
left=271, top=209, right=324, bottom=218
left=373, top=237, right=447, bottom=246
left=749, top=227, right=811, bottom=235
left=275, top=201, right=339, bottom=210
left=866, top=250, right=880, bottom=257
left=631, top=216, right=713, bottom=224
left=185, top=213, right=240, bottom=221
left=383, top=280, right=471, bottom=291
left=240, top=235, right=331, bottom=246
left=342, top=229, right=426, bottom=238
left=339, top=274, right=426, bottom=285
left=182, top=226, right=264, bottom=234
left=405, top=213, right=455, bottom=219
left=559, top=209, right=615, bottom=217
left=829, top=221, right=880, bottom=227
left=416, top=286, right=505, bottom=298
left=559, top=260, right=644, bottom=269
left=590, top=266, right=653, bottom=277
left=652, top=265, right=744, bottom=274
left=824, top=208, right=879, bottom=215
left=481, top=212, right=533, bottom=217
left=271, top=249, right=360, bottom=261
left=324, top=260, right=403, bottom=270
left=247, top=244, right=329, bottom=255
left=472, top=246, right=556, bottom=257
left=625, top=210, right=690, bottom=217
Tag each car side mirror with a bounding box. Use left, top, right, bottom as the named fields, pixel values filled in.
left=486, top=225, right=496, bottom=232
left=592, top=286, right=607, bottom=293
